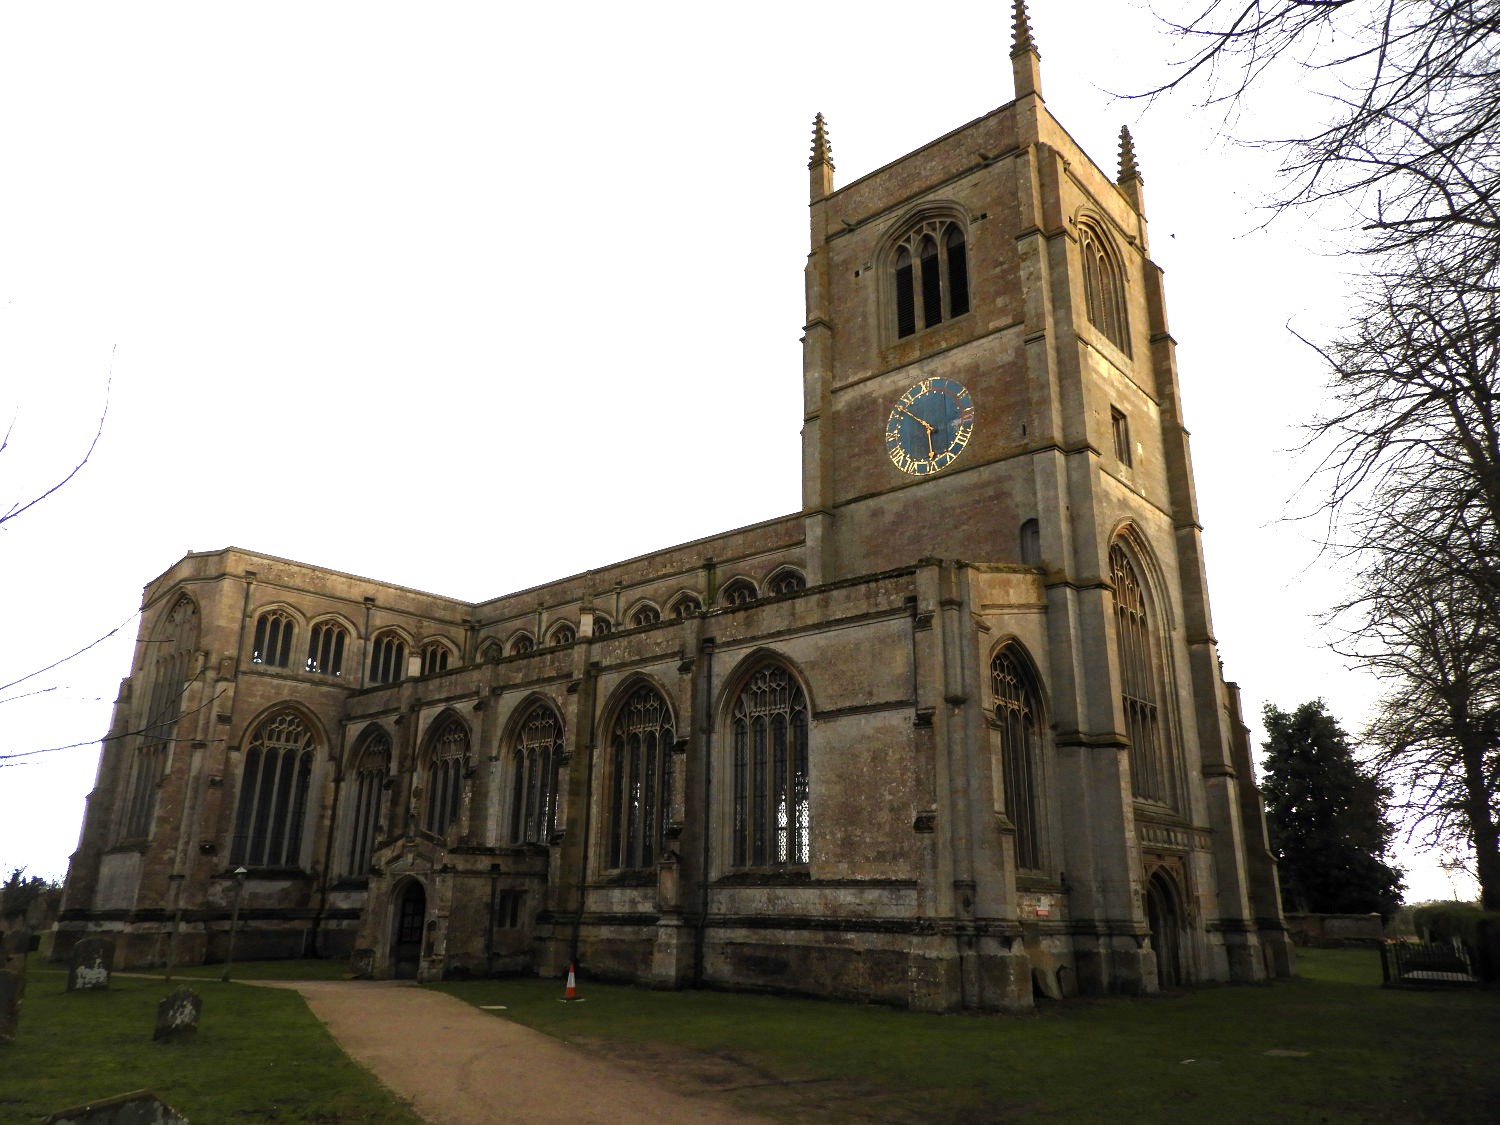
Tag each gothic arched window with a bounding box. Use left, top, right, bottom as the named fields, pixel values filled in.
left=892, top=218, right=970, bottom=339
left=670, top=593, right=702, bottom=619
left=509, top=632, right=535, bottom=656
left=991, top=645, right=1043, bottom=871
left=344, top=730, right=390, bottom=877
left=592, top=615, right=614, bottom=637
left=126, top=595, right=200, bottom=839
left=424, top=717, right=468, bottom=839
left=630, top=603, right=661, bottom=628
left=767, top=568, right=807, bottom=597
left=1111, top=542, right=1172, bottom=805
left=306, top=620, right=348, bottom=676
left=548, top=622, right=577, bottom=646
left=721, top=577, right=759, bottom=607
left=606, top=685, right=676, bottom=870
left=730, top=662, right=810, bottom=867
left=479, top=639, right=503, bottom=663
left=510, top=703, right=563, bottom=845
left=420, top=640, right=452, bottom=677
left=369, top=632, right=407, bottom=684
left=252, top=610, right=295, bottom=668
left=1079, top=222, right=1130, bottom=354
left=231, top=711, right=316, bottom=868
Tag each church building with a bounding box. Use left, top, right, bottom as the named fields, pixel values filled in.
left=57, top=4, right=1293, bottom=1010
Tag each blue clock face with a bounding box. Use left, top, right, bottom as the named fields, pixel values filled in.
left=884, top=377, right=975, bottom=476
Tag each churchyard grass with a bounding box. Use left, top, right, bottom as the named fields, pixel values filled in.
left=433, top=947, right=1500, bottom=1123
left=0, top=967, right=421, bottom=1124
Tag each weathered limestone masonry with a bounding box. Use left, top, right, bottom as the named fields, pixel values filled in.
left=56, top=3, right=1293, bottom=1010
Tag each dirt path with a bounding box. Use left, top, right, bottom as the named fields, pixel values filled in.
left=251, top=979, right=766, bottom=1125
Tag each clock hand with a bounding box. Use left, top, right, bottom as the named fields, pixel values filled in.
left=896, top=406, right=933, bottom=433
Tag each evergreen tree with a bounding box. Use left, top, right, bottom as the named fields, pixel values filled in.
left=1261, top=701, right=1404, bottom=919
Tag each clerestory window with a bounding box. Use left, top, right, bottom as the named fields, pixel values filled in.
left=252, top=610, right=295, bottom=668
left=306, top=621, right=348, bottom=677
left=369, top=633, right=407, bottom=684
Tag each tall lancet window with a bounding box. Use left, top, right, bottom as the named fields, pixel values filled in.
left=730, top=663, right=810, bottom=867
left=1111, top=543, right=1172, bottom=806
left=344, top=730, right=390, bottom=877
left=1079, top=221, right=1130, bottom=354
left=606, top=685, right=675, bottom=870
left=991, top=645, right=1043, bottom=870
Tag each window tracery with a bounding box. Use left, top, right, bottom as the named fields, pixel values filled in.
left=991, top=645, right=1043, bottom=870
left=424, top=717, right=468, bottom=839
left=548, top=622, right=577, bottom=646
left=344, top=730, right=389, bottom=877
left=230, top=710, right=315, bottom=868
left=892, top=218, right=970, bottom=339
left=419, top=641, right=451, bottom=676
left=606, top=685, right=675, bottom=870
left=510, top=703, right=563, bottom=845
left=670, top=593, right=702, bottom=619
left=730, top=663, right=810, bottom=867
left=1111, top=542, right=1173, bottom=806
left=306, top=620, right=348, bottom=676
left=252, top=610, right=295, bottom=668
left=767, top=569, right=806, bottom=596
left=721, top=578, right=758, bottom=607
left=630, top=604, right=661, bottom=628
left=369, top=633, right=407, bottom=684
left=509, top=632, right=535, bottom=656
left=1079, top=221, right=1130, bottom=353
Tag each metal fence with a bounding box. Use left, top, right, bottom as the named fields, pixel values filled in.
left=1380, top=940, right=1480, bottom=988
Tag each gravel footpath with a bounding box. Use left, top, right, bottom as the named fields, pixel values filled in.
left=251, top=979, right=763, bottom=1125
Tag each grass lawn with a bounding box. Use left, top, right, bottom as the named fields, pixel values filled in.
left=433, top=948, right=1500, bottom=1123
left=0, top=967, right=421, bottom=1125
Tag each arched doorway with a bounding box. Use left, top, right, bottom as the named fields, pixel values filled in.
left=1146, top=869, right=1183, bottom=989
left=392, top=880, right=426, bottom=980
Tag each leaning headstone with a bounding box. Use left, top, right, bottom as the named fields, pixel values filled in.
left=67, top=937, right=114, bottom=992
left=152, top=988, right=201, bottom=1041
left=44, top=1089, right=189, bottom=1124
left=0, top=968, right=23, bottom=1043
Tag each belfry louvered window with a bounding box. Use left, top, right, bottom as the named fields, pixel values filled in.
left=1111, top=544, right=1172, bottom=805
left=731, top=663, right=810, bottom=867
left=230, top=711, right=315, bottom=868
left=991, top=646, right=1043, bottom=871
left=607, top=685, right=675, bottom=870
left=424, top=718, right=468, bottom=839
left=893, top=219, right=970, bottom=339
left=344, top=731, right=389, bottom=877
left=510, top=704, right=563, bottom=845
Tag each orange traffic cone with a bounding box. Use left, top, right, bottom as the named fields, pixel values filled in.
left=561, top=962, right=580, bottom=1002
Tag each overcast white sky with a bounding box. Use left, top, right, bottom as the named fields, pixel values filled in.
left=0, top=2, right=1477, bottom=902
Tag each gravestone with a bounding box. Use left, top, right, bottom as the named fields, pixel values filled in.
left=68, top=937, right=114, bottom=992
left=44, top=1089, right=188, bottom=1124
left=2, top=927, right=35, bottom=973
left=0, top=968, right=23, bottom=1043
left=152, top=988, right=201, bottom=1041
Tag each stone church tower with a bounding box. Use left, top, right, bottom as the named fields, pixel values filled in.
left=57, top=3, right=1292, bottom=1009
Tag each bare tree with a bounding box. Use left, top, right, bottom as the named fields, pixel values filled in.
left=1310, top=257, right=1500, bottom=906
left=1, top=383, right=108, bottom=530
left=1148, top=1, right=1500, bottom=274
